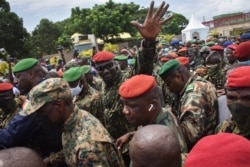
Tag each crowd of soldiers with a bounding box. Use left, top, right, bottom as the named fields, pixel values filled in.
left=0, top=1, right=250, bottom=167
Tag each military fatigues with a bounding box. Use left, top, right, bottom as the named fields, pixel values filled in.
left=153, top=107, right=188, bottom=153
left=63, top=105, right=125, bottom=167
left=102, top=41, right=156, bottom=140
left=73, top=86, right=104, bottom=124
left=0, top=99, right=19, bottom=128
left=216, top=119, right=250, bottom=140
left=172, top=73, right=218, bottom=150
left=89, top=76, right=103, bottom=91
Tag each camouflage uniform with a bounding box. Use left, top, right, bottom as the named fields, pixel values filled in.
left=0, top=98, right=20, bottom=128
left=172, top=73, right=218, bottom=150
left=153, top=107, right=188, bottom=153
left=204, top=67, right=226, bottom=90
left=102, top=41, right=156, bottom=140
left=89, top=76, right=103, bottom=91
left=216, top=119, right=250, bottom=140
left=73, top=86, right=104, bottom=124
left=63, top=105, right=125, bottom=167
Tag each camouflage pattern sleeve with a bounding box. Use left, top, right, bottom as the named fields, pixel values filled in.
left=77, top=142, right=125, bottom=167
left=179, top=78, right=218, bottom=150
left=215, top=119, right=236, bottom=134
left=63, top=106, right=125, bottom=167
left=48, top=150, right=66, bottom=167
left=73, top=86, right=104, bottom=125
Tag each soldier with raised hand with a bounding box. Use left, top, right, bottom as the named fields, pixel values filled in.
left=23, top=78, right=125, bottom=167
left=158, top=59, right=218, bottom=151
left=92, top=0, right=172, bottom=140
left=92, top=1, right=172, bottom=165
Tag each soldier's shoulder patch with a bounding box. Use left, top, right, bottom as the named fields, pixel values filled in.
left=185, top=83, right=194, bottom=92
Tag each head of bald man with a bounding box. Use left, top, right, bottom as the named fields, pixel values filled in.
left=129, top=125, right=181, bottom=167
left=0, top=147, right=45, bottom=167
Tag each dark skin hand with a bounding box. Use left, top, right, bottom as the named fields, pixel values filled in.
left=116, top=0, right=172, bottom=150
left=130, top=1, right=173, bottom=41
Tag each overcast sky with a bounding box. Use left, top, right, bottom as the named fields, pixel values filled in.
left=8, top=0, right=250, bottom=32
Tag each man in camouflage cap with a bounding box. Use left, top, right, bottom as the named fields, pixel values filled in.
left=159, top=59, right=218, bottom=151
left=63, top=66, right=104, bottom=124
left=24, top=77, right=125, bottom=166
left=0, top=58, right=64, bottom=166
left=116, top=75, right=187, bottom=158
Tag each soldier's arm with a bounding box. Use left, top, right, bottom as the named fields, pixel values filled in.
left=0, top=113, right=39, bottom=147
left=179, top=92, right=208, bottom=150
left=130, top=1, right=172, bottom=75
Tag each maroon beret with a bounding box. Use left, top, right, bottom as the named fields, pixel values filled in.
left=119, top=75, right=156, bottom=99
left=93, top=51, right=114, bottom=63
left=0, top=83, right=13, bottom=92
left=234, top=41, right=250, bottom=60
left=210, top=45, right=224, bottom=51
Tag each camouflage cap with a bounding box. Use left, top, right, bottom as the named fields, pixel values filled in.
left=20, top=78, right=71, bottom=116
left=81, top=65, right=91, bottom=74
left=158, top=59, right=181, bottom=78
left=13, top=58, right=38, bottom=73
left=63, top=66, right=84, bottom=82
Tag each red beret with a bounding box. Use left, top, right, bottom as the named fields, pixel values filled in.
left=160, top=57, right=170, bottom=62
left=0, top=83, right=13, bottom=92
left=168, top=52, right=178, bottom=58
left=178, top=47, right=187, bottom=53
left=227, top=66, right=250, bottom=88
left=184, top=133, right=250, bottom=167
left=234, top=41, right=250, bottom=60
left=93, top=51, right=114, bottom=63
left=119, top=75, right=156, bottom=99
left=226, top=44, right=237, bottom=50
left=175, top=57, right=189, bottom=66
left=210, top=45, right=224, bottom=51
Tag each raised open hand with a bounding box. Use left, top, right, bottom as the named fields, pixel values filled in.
left=131, top=1, right=173, bottom=41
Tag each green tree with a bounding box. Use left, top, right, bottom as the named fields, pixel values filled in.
left=162, top=12, right=188, bottom=35
left=29, top=19, right=61, bottom=58
left=0, top=0, right=29, bottom=59
left=85, top=0, right=140, bottom=42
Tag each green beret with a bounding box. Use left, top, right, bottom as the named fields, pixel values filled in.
left=82, top=65, right=91, bottom=74
left=63, top=66, right=84, bottom=82
left=158, top=59, right=181, bottom=78
left=13, top=58, right=38, bottom=73
left=114, top=55, right=128, bottom=61
left=206, top=41, right=215, bottom=47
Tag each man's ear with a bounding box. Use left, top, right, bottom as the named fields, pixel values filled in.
left=28, top=70, right=36, bottom=79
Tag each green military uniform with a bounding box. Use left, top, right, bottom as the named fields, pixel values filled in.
left=173, top=73, right=218, bottom=150
left=100, top=41, right=156, bottom=140
left=153, top=107, right=188, bottom=154
left=63, top=105, right=125, bottom=167
left=23, top=78, right=125, bottom=167
left=89, top=76, right=103, bottom=91
left=73, top=86, right=104, bottom=124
